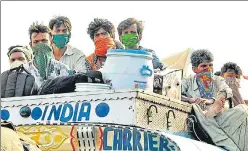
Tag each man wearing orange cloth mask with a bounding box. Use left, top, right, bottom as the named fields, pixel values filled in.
left=86, top=18, right=124, bottom=71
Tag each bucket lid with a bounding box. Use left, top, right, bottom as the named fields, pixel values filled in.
left=76, top=83, right=111, bottom=87
left=75, top=83, right=111, bottom=92
left=76, top=83, right=111, bottom=89
left=107, top=49, right=153, bottom=58
left=75, top=83, right=111, bottom=87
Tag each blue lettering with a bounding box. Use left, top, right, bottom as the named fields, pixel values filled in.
left=149, top=133, right=158, bottom=151
left=103, top=127, right=113, bottom=150
left=123, top=128, right=132, bottom=150
left=133, top=129, right=142, bottom=150
left=41, top=106, right=48, bottom=120
left=144, top=132, right=148, bottom=150
left=73, top=103, right=79, bottom=121
left=159, top=136, right=170, bottom=151
left=47, top=105, right=62, bottom=121
left=78, top=102, right=91, bottom=121
left=113, top=129, right=122, bottom=150
left=60, top=104, right=73, bottom=122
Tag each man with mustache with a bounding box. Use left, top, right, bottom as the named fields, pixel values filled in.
left=86, top=18, right=124, bottom=71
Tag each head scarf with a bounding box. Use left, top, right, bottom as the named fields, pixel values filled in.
left=196, top=68, right=214, bottom=99
left=32, top=43, right=53, bottom=79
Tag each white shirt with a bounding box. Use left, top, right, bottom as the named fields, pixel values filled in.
left=23, top=59, right=70, bottom=88
left=56, top=44, right=87, bottom=73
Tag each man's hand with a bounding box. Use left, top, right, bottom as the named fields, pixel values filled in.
left=188, top=98, right=205, bottom=103
left=204, top=99, right=215, bottom=105
left=188, top=98, right=199, bottom=103
left=188, top=98, right=207, bottom=110
left=243, top=75, right=248, bottom=80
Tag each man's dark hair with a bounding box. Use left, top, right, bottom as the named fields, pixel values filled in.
left=49, top=16, right=72, bottom=33
left=214, top=71, right=221, bottom=76
left=220, top=62, right=242, bottom=76
left=8, top=45, right=24, bottom=56
left=190, top=49, right=214, bottom=67
left=117, top=18, right=144, bottom=36
left=28, top=22, right=51, bottom=40
left=7, top=45, right=33, bottom=61
left=87, top=18, right=115, bottom=40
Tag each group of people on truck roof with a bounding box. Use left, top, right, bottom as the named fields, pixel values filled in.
left=1, top=15, right=248, bottom=151
left=6, top=16, right=164, bottom=89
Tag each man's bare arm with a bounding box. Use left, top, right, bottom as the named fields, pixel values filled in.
left=181, top=95, right=190, bottom=102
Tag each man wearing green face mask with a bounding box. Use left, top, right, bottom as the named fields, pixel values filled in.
left=117, top=18, right=164, bottom=70
left=49, top=16, right=88, bottom=73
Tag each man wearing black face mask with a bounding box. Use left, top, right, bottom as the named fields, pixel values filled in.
left=49, top=16, right=88, bottom=73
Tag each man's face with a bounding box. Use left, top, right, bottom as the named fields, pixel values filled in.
left=51, top=24, right=69, bottom=35
left=223, top=71, right=238, bottom=79
left=9, top=51, right=27, bottom=64
left=223, top=71, right=241, bottom=88
left=120, top=24, right=141, bottom=42
left=94, top=28, right=110, bottom=41
left=30, top=32, right=51, bottom=47
left=193, top=62, right=213, bottom=74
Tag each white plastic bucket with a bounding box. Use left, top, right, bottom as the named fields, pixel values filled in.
left=102, top=49, right=154, bottom=92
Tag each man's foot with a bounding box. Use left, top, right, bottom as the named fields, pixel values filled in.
left=243, top=75, right=248, bottom=80
left=205, top=96, right=225, bottom=118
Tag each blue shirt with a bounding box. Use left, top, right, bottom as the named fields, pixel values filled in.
left=139, top=46, right=164, bottom=70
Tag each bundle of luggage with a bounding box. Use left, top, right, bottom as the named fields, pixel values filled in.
left=1, top=65, right=104, bottom=98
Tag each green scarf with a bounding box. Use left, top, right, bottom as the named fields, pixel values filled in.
left=32, top=43, right=53, bottom=79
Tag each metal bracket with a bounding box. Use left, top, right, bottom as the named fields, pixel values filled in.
left=147, top=105, right=158, bottom=125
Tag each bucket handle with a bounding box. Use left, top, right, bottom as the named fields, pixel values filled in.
left=140, top=65, right=153, bottom=77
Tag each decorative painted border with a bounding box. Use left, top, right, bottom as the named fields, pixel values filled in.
left=16, top=122, right=181, bottom=151
left=1, top=96, right=135, bottom=109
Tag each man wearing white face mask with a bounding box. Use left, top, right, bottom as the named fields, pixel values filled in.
left=7, top=45, right=33, bottom=69
left=220, top=62, right=245, bottom=106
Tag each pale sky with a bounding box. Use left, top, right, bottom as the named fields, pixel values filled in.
left=1, top=1, right=248, bottom=98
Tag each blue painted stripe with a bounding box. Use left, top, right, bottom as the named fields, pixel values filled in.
left=173, top=131, right=194, bottom=139
left=107, top=49, right=152, bottom=56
